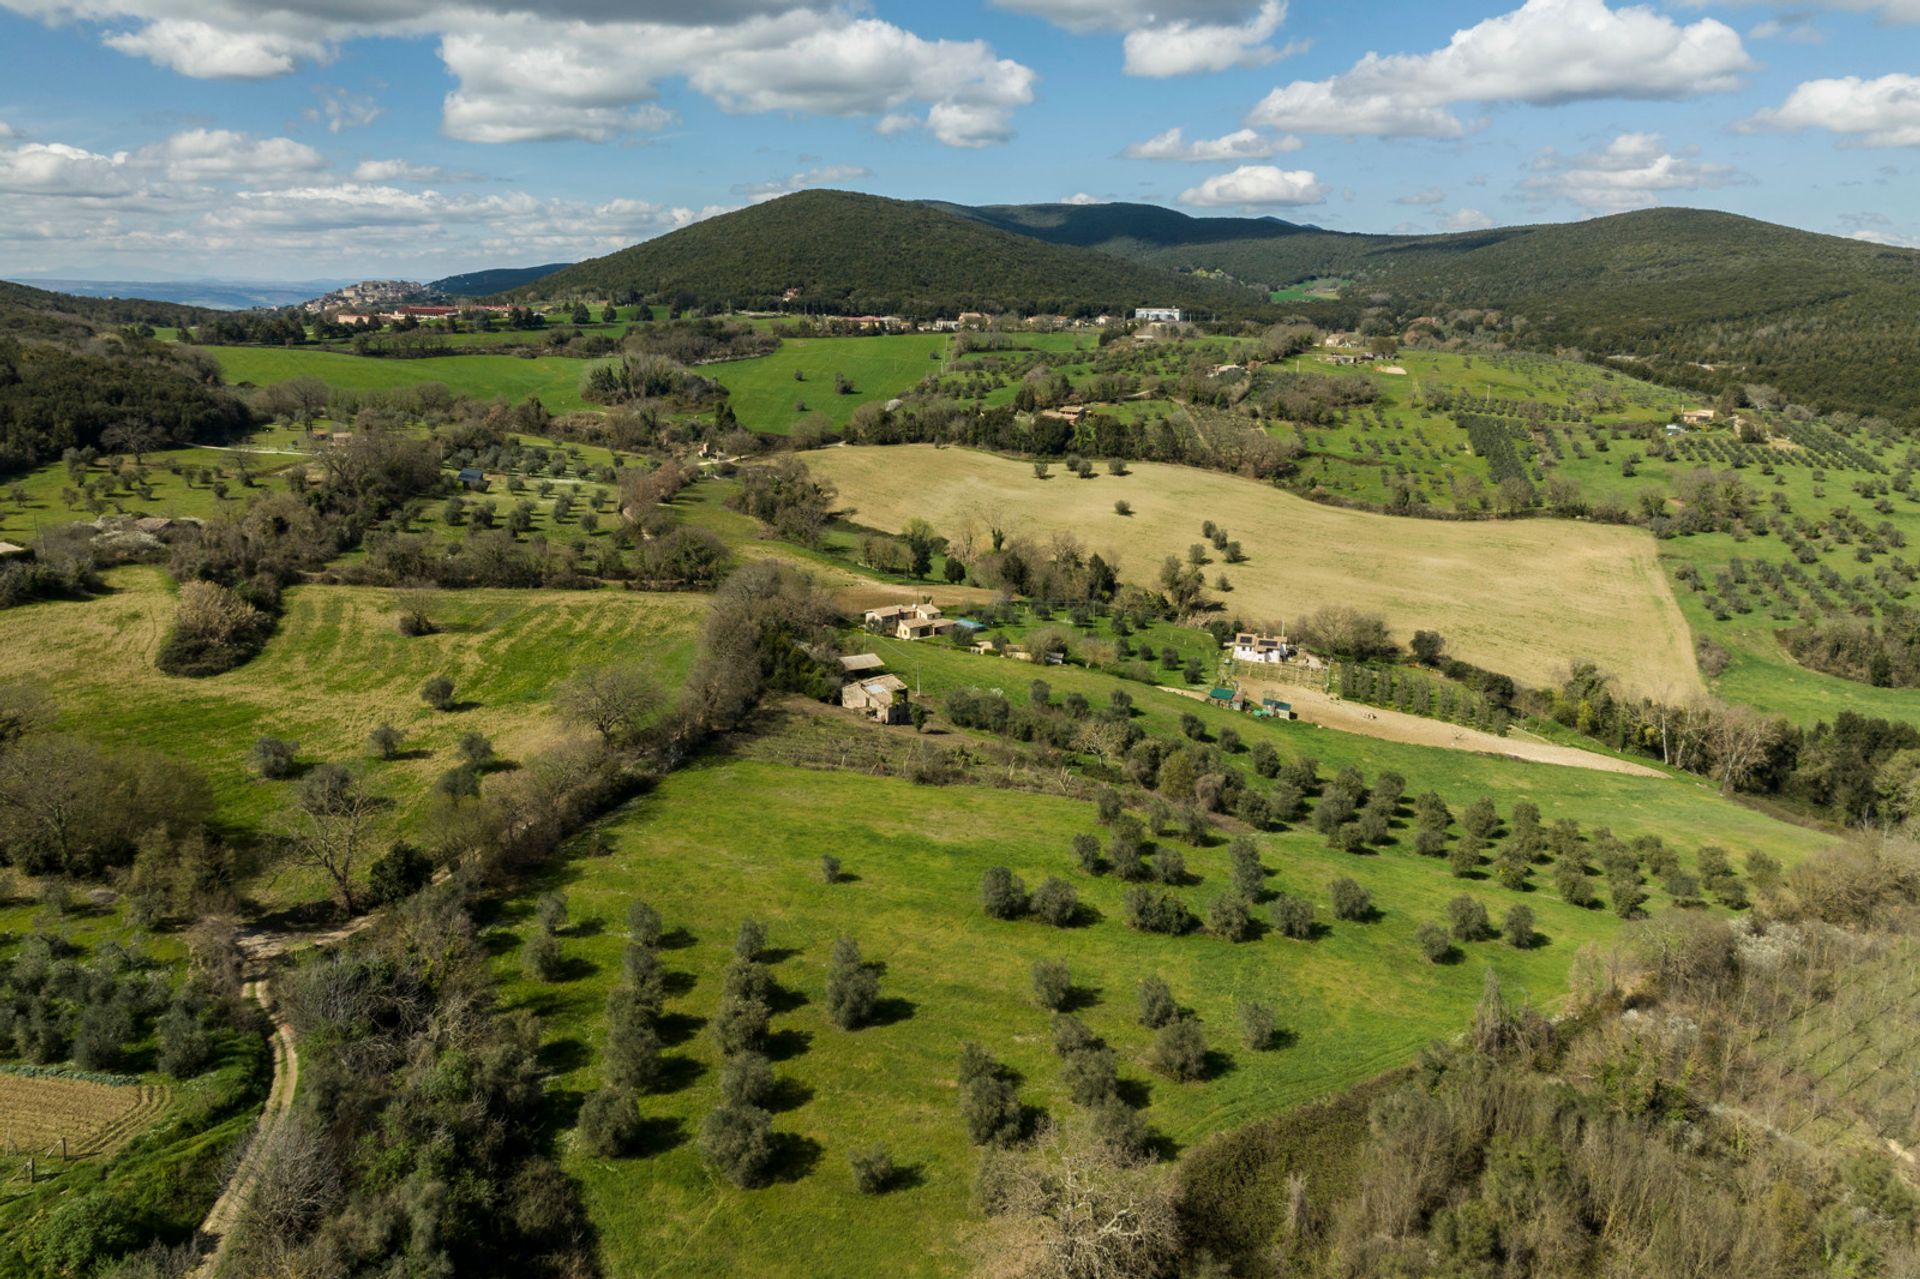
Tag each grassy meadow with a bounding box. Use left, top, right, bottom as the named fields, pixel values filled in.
left=706, top=334, right=950, bottom=434
left=0, top=568, right=703, bottom=904
left=808, top=444, right=1702, bottom=697
left=487, top=635, right=1827, bottom=1277
left=204, top=346, right=606, bottom=413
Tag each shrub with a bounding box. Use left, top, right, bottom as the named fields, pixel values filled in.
left=1096, top=789, right=1124, bottom=824
left=1269, top=893, right=1315, bottom=940
left=155, top=1002, right=211, bottom=1078
left=824, top=937, right=879, bottom=1029
left=1137, top=976, right=1176, bottom=1029
left=535, top=891, right=569, bottom=934
left=820, top=854, right=842, bottom=883
left=367, top=723, right=404, bottom=760
left=1072, top=833, right=1102, bottom=874
left=981, top=867, right=1029, bottom=920
left=1329, top=876, right=1372, bottom=921
left=577, top=1086, right=640, bottom=1157
left=456, top=731, right=496, bottom=769
left=1123, top=886, right=1194, bottom=935
left=521, top=928, right=562, bottom=982
left=1031, top=876, right=1079, bottom=926
left=1032, top=958, right=1073, bottom=1011
left=1062, top=1045, right=1119, bottom=1105
left=735, top=918, right=767, bottom=961
left=420, top=675, right=455, bottom=711
left=1153, top=845, right=1187, bottom=885
left=1207, top=893, right=1253, bottom=942
left=434, top=763, right=480, bottom=799
left=1448, top=895, right=1492, bottom=942
left=627, top=899, right=662, bottom=948
left=720, top=1051, right=774, bottom=1107
left=1051, top=1013, right=1097, bottom=1057
left=1152, top=1017, right=1208, bottom=1082
left=1250, top=741, right=1280, bottom=777
left=1461, top=797, right=1500, bottom=840
left=1416, top=921, right=1454, bottom=963
left=1089, top=1095, right=1152, bottom=1162
left=849, top=1143, right=897, bottom=1194
left=1238, top=999, right=1275, bottom=1050
left=710, top=994, right=771, bottom=1056
left=1449, top=835, right=1483, bottom=878
left=960, top=1058, right=1023, bottom=1147
left=700, top=1103, right=774, bottom=1188
left=1229, top=837, right=1265, bottom=900
left=1504, top=904, right=1536, bottom=949
left=367, top=841, right=432, bottom=905
left=248, top=736, right=299, bottom=780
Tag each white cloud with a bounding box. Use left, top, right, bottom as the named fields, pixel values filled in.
left=1248, top=0, right=1751, bottom=138
left=1748, top=16, right=1824, bottom=43
left=1744, top=74, right=1920, bottom=148
left=0, top=123, right=13, bottom=139
left=1522, top=132, right=1741, bottom=211
left=1123, top=126, right=1301, bottom=162
left=1061, top=192, right=1102, bottom=205
left=733, top=163, right=871, bottom=202
left=310, top=87, right=382, bottom=134
left=352, top=159, right=444, bottom=182
left=1122, top=2, right=1296, bottom=77
left=1850, top=228, right=1920, bottom=247
left=5, top=2, right=1039, bottom=148
left=1395, top=187, right=1447, bottom=205
left=101, top=18, right=327, bottom=78
left=1177, top=164, right=1325, bottom=207
left=1442, top=207, right=1495, bottom=230
left=0, top=140, right=135, bottom=196
left=142, top=129, right=327, bottom=181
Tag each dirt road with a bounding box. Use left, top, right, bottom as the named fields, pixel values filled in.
left=1174, top=680, right=1666, bottom=778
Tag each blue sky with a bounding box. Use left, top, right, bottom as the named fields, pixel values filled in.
left=0, top=0, right=1916, bottom=281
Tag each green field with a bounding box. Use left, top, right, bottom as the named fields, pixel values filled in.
left=0, top=568, right=703, bottom=904
left=1269, top=278, right=1348, bottom=302
left=205, top=346, right=607, bottom=413
left=489, top=634, right=1826, bottom=1277
left=705, top=334, right=950, bottom=434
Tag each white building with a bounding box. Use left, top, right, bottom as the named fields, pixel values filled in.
left=1134, top=307, right=1184, bottom=323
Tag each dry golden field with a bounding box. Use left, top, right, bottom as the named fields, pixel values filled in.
left=810, top=445, right=1704, bottom=697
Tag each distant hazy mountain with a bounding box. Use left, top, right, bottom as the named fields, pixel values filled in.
left=513, top=190, right=1266, bottom=319
left=433, top=264, right=571, bottom=297
left=9, top=277, right=348, bottom=311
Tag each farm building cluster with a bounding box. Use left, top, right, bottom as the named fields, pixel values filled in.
left=837, top=652, right=911, bottom=724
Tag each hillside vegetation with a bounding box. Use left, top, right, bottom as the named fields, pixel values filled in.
left=957, top=201, right=1920, bottom=417
left=514, top=191, right=1267, bottom=320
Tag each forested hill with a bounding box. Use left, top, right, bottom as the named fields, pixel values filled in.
left=510, top=190, right=1271, bottom=319
left=0, top=279, right=214, bottom=342
left=431, top=263, right=571, bottom=296
left=965, top=203, right=1920, bottom=419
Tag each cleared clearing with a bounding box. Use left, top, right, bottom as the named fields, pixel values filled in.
left=0, top=1072, right=171, bottom=1161
left=810, top=445, right=1703, bottom=697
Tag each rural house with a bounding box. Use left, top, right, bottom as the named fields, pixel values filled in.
left=1134, top=306, right=1183, bottom=323
left=863, top=602, right=953, bottom=640
left=841, top=673, right=911, bottom=724
left=1229, top=632, right=1289, bottom=664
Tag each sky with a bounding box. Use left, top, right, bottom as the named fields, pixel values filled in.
left=0, top=0, right=1916, bottom=281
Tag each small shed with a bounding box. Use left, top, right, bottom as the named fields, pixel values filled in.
left=456, top=467, right=490, bottom=491
left=1260, top=697, right=1296, bottom=721
left=0, top=541, right=27, bottom=560
left=1207, top=686, right=1244, bottom=710
left=838, top=653, right=886, bottom=675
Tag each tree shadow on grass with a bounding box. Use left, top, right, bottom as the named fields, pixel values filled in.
left=1059, top=984, right=1101, bottom=1014
left=1114, top=1076, right=1154, bottom=1110
left=764, top=1076, right=814, bottom=1114
left=539, top=1036, right=591, bottom=1075
left=1199, top=1049, right=1238, bottom=1082
left=662, top=969, right=698, bottom=997
left=765, top=1028, right=813, bottom=1062
left=656, top=1011, right=705, bottom=1047
left=759, top=946, right=802, bottom=966
left=553, top=954, right=599, bottom=983
left=653, top=1054, right=707, bottom=1095
left=658, top=926, right=698, bottom=951
left=873, top=1161, right=928, bottom=1193
left=768, top=983, right=810, bottom=1015
left=568, top=916, right=606, bottom=938
left=768, top=1132, right=825, bottom=1184
left=866, top=996, right=917, bottom=1028
left=634, top=1116, right=688, bottom=1157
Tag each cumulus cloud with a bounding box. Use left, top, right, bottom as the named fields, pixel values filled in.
left=1248, top=0, right=1752, bottom=138
left=1123, top=126, right=1302, bottom=162
left=1395, top=187, right=1447, bottom=205
left=352, top=159, right=445, bottom=182
left=0, top=140, right=135, bottom=196
left=1177, top=164, right=1325, bottom=207
left=310, top=87, right=382, bottom=134
left=1123, top=2, right=1298, bottom=77
left=1061, top=192, right=1103, bottom=204
left=1442, top=207, right=1495, bottom=230
left=1744, top=74, right=1920, bottom=148
left=1850, top=228, right=1920, bottom=247
left=141, top=129, right=327, bottom=181
left=3, top=1, right=1039, bottom=147
left=1522, top=132, right=1742, bottom=211
left=732, top=163, right=871, bottom=202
